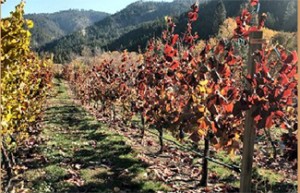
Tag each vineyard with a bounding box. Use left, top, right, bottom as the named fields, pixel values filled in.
left=1, top=0, right=298, bottom=193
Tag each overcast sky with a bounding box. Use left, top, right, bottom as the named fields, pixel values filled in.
left=1, top=0, right=173, bottom=18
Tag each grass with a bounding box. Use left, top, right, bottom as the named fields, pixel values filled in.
left=22, top=78, right=296, bottom=192
left=128, top=111, right=297, bottom=192
left=23, top=78, right=169, bottom=193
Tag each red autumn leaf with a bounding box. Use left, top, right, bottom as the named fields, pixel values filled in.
left=263, top=86, right=268, bottom=95
left=226, top=51, right=239, bottom=65
left=221, top=64, right=231, bottom=78
left=255, top=62, right=262, bottom=73
left=279, top=73, right=289, bottom=85
left=262, top=103, right=269, bottom=111
left=241, top=9, right=252, bottom=24
left=274, top=88, right=280, bottom=98
left=164, top=45, right=176, bottom=58
left=262, top=62, right=269, bottom=74
left=282, top=88, right=292, bottom=99
left=280, top=123, right=287, bottom=129
left=183, top=50, right=189, bottom=60
left=286, top=97, right=293, bottom=105
left=254, top=114, right=262, bottom=123
left=138, top=82, right=146, bottom=98
left=164, top=44, right=172, bottom=55
left=170, top=60, right=180, bottom=70
left=250, top=0, right=259, bottom=6
left=236, top=16, right=242, bottom=26
left=288, top=82, right=297, bottom=89
left=280, top=49, right=288, bottom=61
left=163, top=30, right=169, bottom=40
left=287, top=66, right=297, bottom=78
left=248, top=26, right=259, bottom=33
left=228, top=57, right=237, bottom=66
left=275, top=110, right=284, bottom=117
left=265, top=114, right=274, bottom=128
left=184, top=35, right=194, bottom=44
left=194, top=33, right=199, bottom=40
left=190, top=59, right=197, bottom=68
left=211, top=121, right=218, bottom=133
left=171, top=34, right=179, bottom=46
left=214, top=41, right=225, bottom=55
left=205, top=44, right=211, bottom=51
left=188, top=11, right=198, bottom=22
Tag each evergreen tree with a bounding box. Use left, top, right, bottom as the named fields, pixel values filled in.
left=212, top=0, right=227, bottom=35
left=283, top=0, right=297, bottom=32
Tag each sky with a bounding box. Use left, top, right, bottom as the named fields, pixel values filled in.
left=1, top=0, right=173, bottom=18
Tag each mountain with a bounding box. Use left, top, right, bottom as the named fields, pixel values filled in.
left=25, top=9, right=110, bottom=48
left=107, top=0, right=297, bottom=52
left=39, top=0, right=196, bottom=63
left=39, top=0, right=297, bottom=63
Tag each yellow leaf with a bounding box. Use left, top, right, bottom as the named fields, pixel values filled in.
left=11, top=39, right=17, bottom=44
left=6, top=113, right=13, bottom=122
left=234, top=133, right=239, bottom=140
left=198, top=105, right=206, bottom=113
left=28, top=115, right=36, bottom=122
left=197, top=129, right=206, bottom=137
left=26, top=30, right=31, bottom=38
left=229, top=148, right=235, bottom=159
left=164, top=16, right=169, bottom=22
left=199, top=80, right=208, bottom=86
left=197, top=85, right=206, bottom=93
left=2, top=20, right=11, bottom=28
left=286, top=106, right=294, bottom=114
left=26, top=19, right=34, bottom=28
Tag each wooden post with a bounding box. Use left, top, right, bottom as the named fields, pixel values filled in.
left=240, top=31, right=263, bottom=193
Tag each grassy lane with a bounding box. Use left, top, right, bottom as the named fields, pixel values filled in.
left=23, top=78, right=169, bottom=193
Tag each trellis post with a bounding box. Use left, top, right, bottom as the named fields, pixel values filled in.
left=240, top=31, right=264, bottom=193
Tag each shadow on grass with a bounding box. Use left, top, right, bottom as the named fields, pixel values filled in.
left=27, top=94, right=165, bottom=193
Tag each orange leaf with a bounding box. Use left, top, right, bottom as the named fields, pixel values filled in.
left=280, top=123, right=287, bottom=129
left=224, top=102, right=234, bottom=113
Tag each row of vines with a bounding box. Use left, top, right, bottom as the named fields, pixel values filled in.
left=61, top=0, right=297, bottom=190
left=1, top=2, right=53, bottom=192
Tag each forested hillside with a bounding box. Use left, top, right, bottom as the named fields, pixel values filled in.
left=24, top=10, right=110, bottom=48
left=37, top=0, right=297, bottom=63
left=38, top=0, right=199, bottom=63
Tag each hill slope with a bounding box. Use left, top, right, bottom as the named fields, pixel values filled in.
left=107, top=0, right=297, bottom=52
left=39, top=0, right=297, bottom=63
left=39, top=0, right=196, bottom=63
left=25, top=10, right=110, bottom=48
